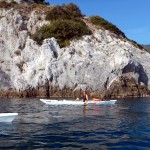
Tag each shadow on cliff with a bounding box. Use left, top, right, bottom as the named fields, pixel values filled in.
left=105, top=61, right=149, bottom=98
left=0, top=68, right=12, bottom=88
left=122, top=60, right=148, bottom=86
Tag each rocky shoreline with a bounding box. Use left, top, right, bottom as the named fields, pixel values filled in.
left=1, top=77, right=149, bottom=99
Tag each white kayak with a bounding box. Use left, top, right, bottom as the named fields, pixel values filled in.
left=0, top=113, right=18, bottom=123
left=40, top=99, right=117, bottom=105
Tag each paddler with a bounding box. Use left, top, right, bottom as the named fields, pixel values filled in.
left=82, top=90, right=89, bottom=102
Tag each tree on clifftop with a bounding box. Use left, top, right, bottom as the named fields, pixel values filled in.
left=34, top=0, right=50, bottom=4
left=33, top=0, right=45, bottom=3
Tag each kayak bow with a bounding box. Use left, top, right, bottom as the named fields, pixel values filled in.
left=0, top=113, right=18, bottom=122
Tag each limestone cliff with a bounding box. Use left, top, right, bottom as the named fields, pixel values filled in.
left=0, top=3, right=150, bottom=98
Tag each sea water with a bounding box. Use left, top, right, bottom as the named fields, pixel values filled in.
left=0, top=98, right=150, bottom=149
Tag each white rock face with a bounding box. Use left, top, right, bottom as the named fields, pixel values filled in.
left=0, top=8, right=150, bottom=97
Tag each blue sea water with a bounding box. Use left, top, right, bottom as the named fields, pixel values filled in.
left=0, top=98, right=150, bottom=150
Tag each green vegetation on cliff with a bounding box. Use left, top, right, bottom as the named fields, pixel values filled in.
left=32, top=3, right=91, bottom=47
left=45, top=3, right=82, bottom=21
left=32, top=19, right=92, bottom=47
left=90, top=16, right=126, bottom=38
left=0, top=1, right=128, bottom=47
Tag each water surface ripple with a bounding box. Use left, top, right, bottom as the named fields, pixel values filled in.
left=0, top=98, right=150, bottom=149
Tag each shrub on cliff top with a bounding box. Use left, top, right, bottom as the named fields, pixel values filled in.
left=62, top=3, right=82, bottom=18
left=45, top=5, right=69, bottom=20
left=32, top=3, right=89, bottom=47
left=45, top=3, right=82, bottom=21
left=32, top=19, right=92, bottom=47
left=90, top=16, right=126, bottom=37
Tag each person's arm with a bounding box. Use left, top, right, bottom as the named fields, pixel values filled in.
left=86, top=94, right=89, bottom=101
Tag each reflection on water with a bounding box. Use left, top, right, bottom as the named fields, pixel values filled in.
left=0, top=98, right=150, bottom=149
left=83, top=105, right=101, bottom=117
left=83, top=105, right=89, bottom=116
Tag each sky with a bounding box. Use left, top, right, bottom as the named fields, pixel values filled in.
left=46, top=0, right=150, bottom=45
